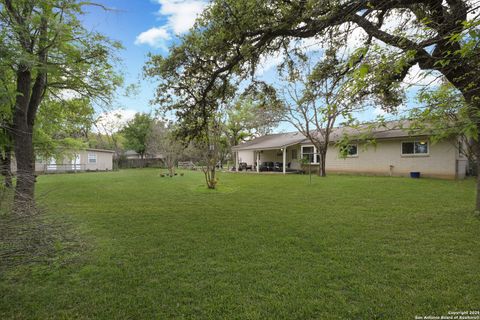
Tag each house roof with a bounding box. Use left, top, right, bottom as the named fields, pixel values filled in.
left=233, top=121, right=430, bottom=151
left=317, top=120, right=427, bottom=141
left=86, top=148, right=115, bottom=153
left=232, top=131, right=307, bottom=151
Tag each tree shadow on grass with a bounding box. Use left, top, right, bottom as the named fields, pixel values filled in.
left=0, top=190, right=87, bottom=275
left=190, top=183, right=238, bottom=194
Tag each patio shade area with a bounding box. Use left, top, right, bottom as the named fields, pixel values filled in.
left=232, top=132, right=306, bottom=174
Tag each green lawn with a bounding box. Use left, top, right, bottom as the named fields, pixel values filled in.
left=1, top=169, right=479, bottom=319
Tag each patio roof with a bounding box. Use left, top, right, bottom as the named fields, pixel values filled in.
left=232, top=121, right=430, bottom=151
left=232, top=132, right=306, bottom=151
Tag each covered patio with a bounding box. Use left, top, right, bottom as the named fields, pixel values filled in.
left=231, top=132, right=306, bottom=174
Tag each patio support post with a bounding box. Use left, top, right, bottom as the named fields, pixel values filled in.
left=235, top=151, right=239, bottom=172
left=282, top=147, right=286, bottom=174
left=257, top=151, right=260, bottom=173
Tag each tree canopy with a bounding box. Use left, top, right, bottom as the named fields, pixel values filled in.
left=34, top=98, right=93, bottom=160
left=0, top=0, right=123, bottom=211
left=148, top=0, right=479, bottom=122
left=122, top=113, right=154, bottom=159
left=147, top=0, right=480, bottom=206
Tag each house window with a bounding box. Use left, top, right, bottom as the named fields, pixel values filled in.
left=291, top=149, right=297, bottom=160
left=340, top=144, right=358, bottom=157
left=402, top=141, right=429, bottom=155
left=88, top=153, right=97, bottom=163
left=459, top=140, right=467, bottom=158
left=301, top=146, right=315, bottom=164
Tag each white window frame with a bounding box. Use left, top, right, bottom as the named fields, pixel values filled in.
left=341, top=144, right=358, bottom=158
left=88, top=153, right=97, bottom=164
left=301, top=145, right=317, bottom=164
left=401, top=140, right=429, bottom=156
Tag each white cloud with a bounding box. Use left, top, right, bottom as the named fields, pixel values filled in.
left=373, top=103, right=408, bottom=117
left=135, top=0, right=207, bottom=49
left=373, top=106, right=387, bottom=116
left=94, top=109, right=137, bottom=133
left=256, top=52, right=285, bottom=76
left=158, top=0, right=207, bottom=34
left=135, top=26, right=170, bottom=49
left=402, top=64, right=443, bottom=88
left=56, top=89, right=81, bottom=100
left=299, top=37, right=324, bottom=52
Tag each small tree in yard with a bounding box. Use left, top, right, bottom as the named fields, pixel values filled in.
left=144, top=35, right=237, bottom=189
left=146, top=121, right=185, bottom=177
left=195, top=117, right=223, bottom=189
left=280, top=48, right=366, bottom=176
left=122, top=113, right=154, bottom=166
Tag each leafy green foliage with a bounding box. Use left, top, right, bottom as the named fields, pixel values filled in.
left=88, top=132, right=126, bottom=152
left=122, top=113, right=154, bottom=158
left=0, top=50, right=15, bottom=156
left=149, top=0, right=479, bottom=132
left=408, top=83, right=477, bottom=159
left=224, top=91, right=283, bottom=147
left=33, top=98, right=93, bottom=160
left=279, top=47, right=366, bottom=175
left=0, top=0, right=123, bottom=106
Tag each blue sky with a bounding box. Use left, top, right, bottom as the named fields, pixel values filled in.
left=82, top=1, right=174, bottom=116
left=82, top=0, right=210, bottom=128
left=83, top=0, right=437, bottom=132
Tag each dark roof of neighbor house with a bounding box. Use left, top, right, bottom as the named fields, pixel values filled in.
left=124, top=150, right=165, bottom=159
left=232, top=121, right=430, bottom=151
left=124, top=150, right=139, bottom=156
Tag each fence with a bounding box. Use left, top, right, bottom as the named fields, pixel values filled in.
left=37, top=164, right=87, bottom=174
left=177, top=161, right=196, bottom=170
left=117, top=158, right=164, bottom=169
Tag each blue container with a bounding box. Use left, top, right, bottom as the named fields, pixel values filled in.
left=410, top=172, right=421, bottom=178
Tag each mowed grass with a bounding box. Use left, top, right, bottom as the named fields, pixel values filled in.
left=0, top=169, right=479, bottom=319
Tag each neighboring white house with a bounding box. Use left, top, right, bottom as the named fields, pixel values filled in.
left=11, top=148, right=115, bottom=174
left=232, top=123, right=469, bottom=179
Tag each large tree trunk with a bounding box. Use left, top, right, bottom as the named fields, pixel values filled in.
left=1, top=145, right=13, bottom=188
left=13, top=110, right=36, bottom=213
left=460, top=91, right=480, bottom=211
left=12, top=67, right=44, bottom=214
